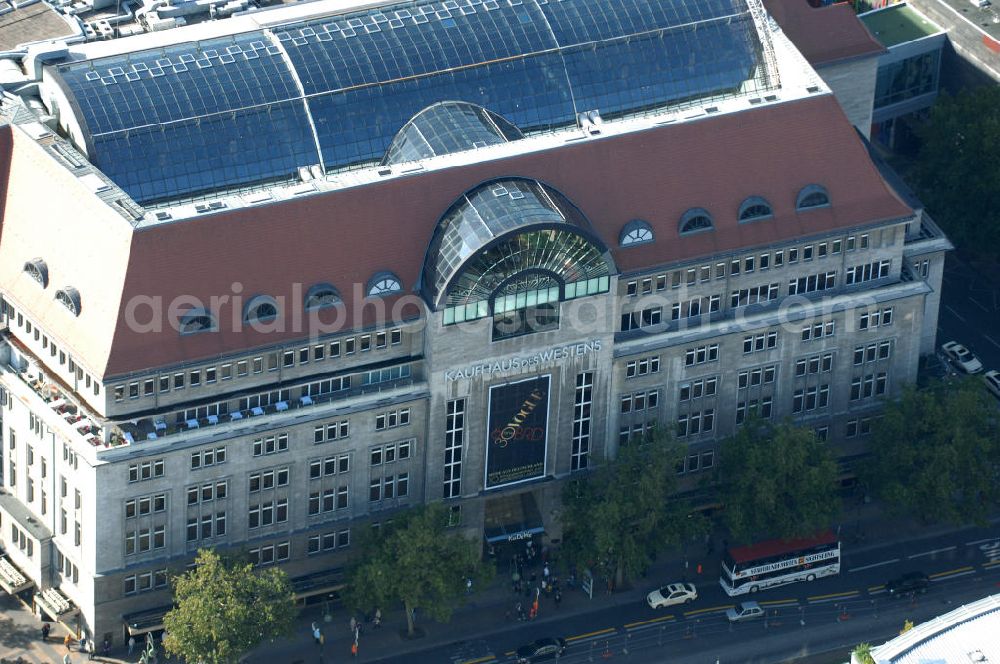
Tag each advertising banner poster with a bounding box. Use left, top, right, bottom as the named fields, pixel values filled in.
left=485, top=375, right=551, bottom=489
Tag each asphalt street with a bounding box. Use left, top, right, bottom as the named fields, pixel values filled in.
left=378, top=524, right=1000, bottom=664
left=937, top=252, right=1000, bottom=373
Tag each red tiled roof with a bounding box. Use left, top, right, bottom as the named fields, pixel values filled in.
left=0, top=95, right=912, bottom=377
left=764, top=0, right=885, bottom=65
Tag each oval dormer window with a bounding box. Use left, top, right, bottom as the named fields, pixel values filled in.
left=54, top=287, right=81, bottom=316
left=179, top=309, right=217, bottom=335
left=678, top=208, right=714, bottom=236
left=619, top=219, right=654, bottom=247
left=304, top=283, right=342, bottom=310
left=796, top=184, right=830, bottom=211
left=367, top=272, right=402, bottom=297
left=24, top=259, right=49, bottom=287
left=243, top=295, right=279, bottom=324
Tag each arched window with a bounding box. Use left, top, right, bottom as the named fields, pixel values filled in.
left=179, top=309, right=217, bottom=335
left=54, top=288, right=81, bottom=316
left=738, top=197, right=773, bottom=223
left=678, top=208, right=714, bottom=236
left=796, top=185, right=830, bottom=211
left=367, top=272, right=402, bottom=297
left=243, top=295, right=279, bottom=324
left=619, top=220, right=654, bottom=247
left=304, top=283, right=341, bottom=310
left=23, top=259, right=48, bottom=287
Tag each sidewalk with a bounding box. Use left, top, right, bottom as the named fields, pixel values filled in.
left=248, top=497, right=997, bottom=664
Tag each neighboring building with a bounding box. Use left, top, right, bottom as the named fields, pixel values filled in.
left=0, top=0, right=949, bottom=645
left=861, top=3, right=947, bottom=149
left=849, top=593, right=1000, bottom=663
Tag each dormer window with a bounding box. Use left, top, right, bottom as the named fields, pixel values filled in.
left=796, top=185, right=830, bottom=211
left=367, top=272, right=402, bottom=297
left=54, top=287, right=81, bottom=316
left=678, top=208, right=714, bottom=236
left=304, top=283, right=342, bottom=310
left=738, top=197, right=773, bottom=223
left=243, top=295, right=279, bottom=324
left=619, top=220, right=654, bottom=247
left=23, top=259, right=48, bottom=287
left=179, top=309, right=217, bottom=335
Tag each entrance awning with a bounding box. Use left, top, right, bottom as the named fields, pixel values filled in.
left=35, top=587, right=77, bottom=621
left=123, top=605, right=172, bottom=636
left=484, top=491, right=544, bottom=544
left=291, top=567, right=345, bottom=603
left=0, top=555, right=34, bottom=594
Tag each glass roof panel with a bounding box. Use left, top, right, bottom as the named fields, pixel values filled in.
left=55, top=0, right=767, bottom=204
left=382, top=101, right=523, bottom=165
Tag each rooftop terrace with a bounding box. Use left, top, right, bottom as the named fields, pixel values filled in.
left=860, top=2, right=943, bottom=48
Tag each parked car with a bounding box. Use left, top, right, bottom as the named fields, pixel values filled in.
left=886, top=571, right=929, bottom=597
left=646, top=582, right=698, bottom=609
left=941, top=341, right=984, bottom=374
left=516, top=637, right=567, bottom=663
left=984, top=370, right=1000, bottom=401
left=726, top=601, right=764, bottom=623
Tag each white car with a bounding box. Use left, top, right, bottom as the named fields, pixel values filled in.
left=941, top=341, right=984, bottom=374
left=646, top=582, right=697, bottom=609
left=984, top=370, right=1000, bottom=401
left=726, top=601, right=764, bottom=623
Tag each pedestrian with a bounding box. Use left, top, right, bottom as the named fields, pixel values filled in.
left=62, top=653, right=71, bottom=664
left=350, top=616, right=357, bottom=636
left=101, top=637, right=111, bottom=657
left=466, top=577, right=473, bottom=594
left=64, top=634, right=74, bottom=651
left=41, top=622, right=51, bottom=641
left=312, top=622, right=322, bottom=645
left=87, top=638, right=95, bottom=661
left=79, top=634, right=87, bottom=653
left=555, top=590, right=562, bottom=608
left=543, top=564, right=550, bottom=581
left=128, top=635, right=136, bottom=655
left=351, top=641, right=358, bottom=658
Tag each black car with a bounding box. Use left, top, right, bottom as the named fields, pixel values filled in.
left=886, top=571, right=929, bottom=596
left=516, top=637, right=567, bottom=663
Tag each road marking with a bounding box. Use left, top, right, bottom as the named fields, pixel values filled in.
left=908, top=546, right=957, bottom=559
left=929, top=566, right=975, bottom=579
left=868, top=585, right=886, bottom=593
left=984, top=334, right=1000, bottom=350
left=566, top=627, right=615, bottom=642
left=683, top=604, right=733, bottom=618
left=944, top=305, right=967, bottom=322
left=624, top=615, right=674, bottom=629
left=458, top=657, right=496, bottom=664
left=966, top=538, right=999, bottom=546
left=983, top=559, right=1000, bottom=569
left=758, top=599, right=798, bottom=607
left=849, top=558, right=900, bottom=572
left=807, top=590, right=858, bottom=603
left=970, top=297, right=990, bottom=312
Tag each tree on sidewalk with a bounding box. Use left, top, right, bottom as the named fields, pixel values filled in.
left=346, top=502, right=494, bottom=638
left=717, top=418, right=839, bottom=544
left=911, top=86, right=1000, bottom=259
left=560, top=428, right=706, bottom=590
left=162, top=548, right=297, bottom=664
left=861, top=377, right=1000, bottom=525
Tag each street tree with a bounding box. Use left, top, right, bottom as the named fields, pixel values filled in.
left=862, top=377, right=1000, bottom=525
left=718, top=419, right=840, bottom=544
left=162, top=548, right=297, bottom=664
left=912, top=86, right=1000, bottom=258
left=560, top=429, right=706, bottom=590
left=346, top=502, right=494, bottom=637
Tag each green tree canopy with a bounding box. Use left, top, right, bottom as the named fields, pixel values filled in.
left=862, top=377, right=1000, bottom=525
left=162, top=548, right=297, bottom=664
left=346, top=502, right=494, bottom=637
left=718, top=419, right=840, bottom=544
left=912, top=86, right=1000, bottom=258
left=560, top=429, right=707, bottom=589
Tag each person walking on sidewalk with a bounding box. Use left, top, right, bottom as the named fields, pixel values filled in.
left=374, top=608, right=382, bottom=628
left=466, top=577, right=473, bottom=594
left=62, top=653, right=71, bottom=664
left=312, top=622, right=322, bottom=645
left=87, top=638, right=95, bottom=661
left=41, top=622, right=50, bottom=641
left=64, top=634, right=74, bottom=652
left=128, top=635, right=136, bottom=656
left=554, top=590, right=562, bottom=608
left=350, top=615, right=357, bottom=637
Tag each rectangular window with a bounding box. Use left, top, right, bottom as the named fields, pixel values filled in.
left=444, top=399, right=465, bottom=499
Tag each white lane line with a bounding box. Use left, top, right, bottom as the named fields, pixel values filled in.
left=944, top=306, right=967, bottom=323
left=908, top=546, right=957, bottom=560
left=849, top=558, right=900, bottom=573
left=984, top=335, right=1000, bottom=350
left=970, top=297, right=989, bottom=312
left=966, top=538, right=999, bottom=546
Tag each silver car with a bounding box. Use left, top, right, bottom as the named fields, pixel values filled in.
left=941, top=341, right=983, bottom=374
left=726, top=601, right=764, bottom=623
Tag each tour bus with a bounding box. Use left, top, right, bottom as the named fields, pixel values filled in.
left=720, top=531, right=840, bottom=596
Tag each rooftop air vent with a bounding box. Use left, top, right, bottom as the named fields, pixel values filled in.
left=704, top=106, right=719, bottom=114
left=51, top=144, right=84, bottom=169
left=195, top=201, right=227, bottom=213
left=749, top=97, right=762, bottom=105
left=764, top=94, right=778, bottom=102
left=154, top=211, right=172, bottom=221
left=806, top=85, right=820, bottom=93
left=967, top=651, right=987, bottom=663
left=576, top=109, right=603, bottom=135
left=377, top=167, right=393, bottom=176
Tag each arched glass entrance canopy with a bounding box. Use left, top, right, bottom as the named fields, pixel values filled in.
left=382, top=102, right=524, bottom=165
left=422, top=178, right=614, bottom=327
